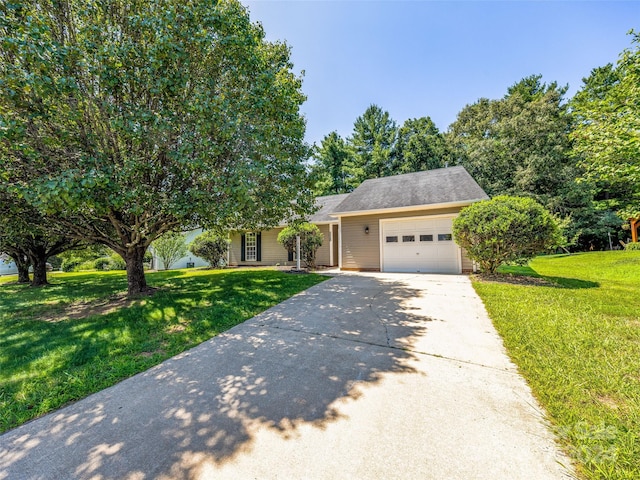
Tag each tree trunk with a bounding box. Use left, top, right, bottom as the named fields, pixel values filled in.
left=30, top=252, right=49, bottom=287
left=13, top=255, right=31, bottom=284
left=124, top=247, right=148, bottom=296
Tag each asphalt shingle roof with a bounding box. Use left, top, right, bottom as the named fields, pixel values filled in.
left=308, top=193, right=351, bottom=223
left=332, top=166, right=488, bottom=214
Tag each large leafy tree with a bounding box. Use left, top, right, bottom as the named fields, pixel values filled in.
left=571, top=32, right=640, bottom=220
left=0, top=0, right=313, bottom=295
left=310, top=131, right=353, bottom=195
left=392, top=116, right=449, bottom=174
left=348, top=104, right=397, bottom=186
left=448, top=75, right=593, bottom=244
left=0, top=193, right=80, bottom=285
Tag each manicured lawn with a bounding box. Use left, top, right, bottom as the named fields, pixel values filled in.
left=0, top=268, right=326, bottom=434
left=473, top=251, right=640, bottom=480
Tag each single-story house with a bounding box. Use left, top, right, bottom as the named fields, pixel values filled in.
left=227, top=193, right=349, bottom=268
left=0, top=258, right=18, bottom=276
left=227, top=166, right=489, bottom=274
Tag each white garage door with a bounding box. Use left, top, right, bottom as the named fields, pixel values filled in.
left=381, top=217, right=460, bottom=273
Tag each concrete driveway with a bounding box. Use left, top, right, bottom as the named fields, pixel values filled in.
left=0, top=273, right=574, bottom=479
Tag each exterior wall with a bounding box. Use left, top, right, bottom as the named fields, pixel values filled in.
left=153, top=229, right=209, bottom=270
left=0, top=259, right=18, bottom=276
left=229, top=228, right=291, bottom=266
left=228, top=224, right=337, bottom=267
left=340, top=207, right=463, bottom=271
left=315, top=224, right=332, bottom=266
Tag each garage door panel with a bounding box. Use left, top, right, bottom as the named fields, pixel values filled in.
left=382, top=217, right=460, bottom=274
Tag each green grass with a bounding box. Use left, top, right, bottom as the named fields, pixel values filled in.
left=472, top=251, right=640, bottom=479
left=0, top=268, right=326, bottom=434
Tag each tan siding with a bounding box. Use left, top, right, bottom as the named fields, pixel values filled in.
left=340, top=207, right=463, bottom=271
left=229, top=228, right=290, bottom=266
left=341, top=217, right=381, bottom=270
left=315, top=224, right=332, bottom=266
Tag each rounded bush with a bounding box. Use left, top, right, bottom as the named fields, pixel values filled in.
left=453, top=195, right=562, bottom=274
left=624, top=242, right=640, bottom=251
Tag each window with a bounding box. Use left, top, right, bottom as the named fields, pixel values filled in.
left=386, top=236, right=398, bottom=243
left=402, top=235, right=415, bottom=242
left=245, top=232, right=257, bottom=261
left=420, top=234, right=433, bottom=242
left=438, top=233, right=452, bottom=241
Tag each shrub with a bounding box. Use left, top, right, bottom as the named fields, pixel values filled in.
left=625, top=242, right=640, bottom=251
left=151, top=232, right=188, bottom=270
left=61, top=258, right=82, bottom=272
left=453, top=195, right=563, bottom=274
left=189, top=231, right=229, bottom=268
left=277, top=223, right=324, bottom=269
left=59, top=245, right=110, bottom=272
left=75, top=260, right=97, bottom=271
left=108, top=253, right=126, bottom=270
left=93, top=257, right=112, bottom=270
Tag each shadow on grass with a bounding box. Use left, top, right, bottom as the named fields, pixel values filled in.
left=490, top=265, right=599, bottom=289
left=0, top=270, right=326, bottom=432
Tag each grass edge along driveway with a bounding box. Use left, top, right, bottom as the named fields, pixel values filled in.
left=473, top=251, right=640, bottom=480
left=0, top=268, right=326, bottom=434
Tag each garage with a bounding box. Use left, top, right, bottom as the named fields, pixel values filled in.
left=381, top=216, right=461, bottom=273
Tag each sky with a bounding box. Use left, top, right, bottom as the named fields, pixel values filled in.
left=241, top=0, right=639, bottom=147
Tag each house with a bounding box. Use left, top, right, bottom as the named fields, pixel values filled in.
left=0, top=257, right=18, bottom=276
left=151, top=229, right=209, bottom=270
left=228, top=166, right=489, bottom=274
left=228, top=193, right=349, bottom=268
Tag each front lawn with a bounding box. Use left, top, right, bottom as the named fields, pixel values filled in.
left=473, top=251, right=640, bottom=479
left=0, top=268, right=326, bottom=434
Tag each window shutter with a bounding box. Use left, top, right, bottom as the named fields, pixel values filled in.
left=256, top=233, right=262, bottom=261
left=241, top=234, right=246, bottom=262
left=288, top=250, right=294, bottom=262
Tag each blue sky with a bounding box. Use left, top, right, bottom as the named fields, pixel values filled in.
left=242, top=1, right=639, bottom=146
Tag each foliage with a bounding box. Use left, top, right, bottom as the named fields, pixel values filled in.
left=570, top=31, right=640, bottom=220
left=0, top=0, right=313, bottom=295
left=453, top=196, right=562, bottom=274
left=449, top=76, right=589, bottom=214
left=59, top=245, right=110, bottom=272
left=473, top=252, right=640, bottom=479
left=310, top=132, right=354, bottom=195
left=0, top=269, right=326, bottom=433
left=151, top=232, right=188, bottom=270
left=624, top=242, right=640, bottom=251
left=189, top=231, right=230, bottom=268
left=277, top=223, right=324, bottom=269
left=0, top=190, right=82, bottom=285
left=347, top=104, right=397, bottom=187
left=392, top=117, right=449, bottom=173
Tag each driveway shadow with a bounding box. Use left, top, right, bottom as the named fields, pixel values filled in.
left=0, top=275, right=431, bottom=479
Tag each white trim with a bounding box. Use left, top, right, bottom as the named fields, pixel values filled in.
left=245, top=232, right=257, bottom=261
left=379, top=214, right=461, bottom=274
left=329, top=226, right=334, bottom=266
left=330, top=199, right=484, bottom=218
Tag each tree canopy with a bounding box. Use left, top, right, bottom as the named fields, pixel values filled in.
left=0, top=0, right=313, bottom=295
left=310, top=131, right=353, bottom=195
left=348, top=104, right=397, bottom=186
left=571, top=31, right=640, bottom=220
left=393, top=116, right=449, bottom=173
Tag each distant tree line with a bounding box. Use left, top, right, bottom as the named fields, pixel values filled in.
left=310, top=32, right=640, bottom=251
